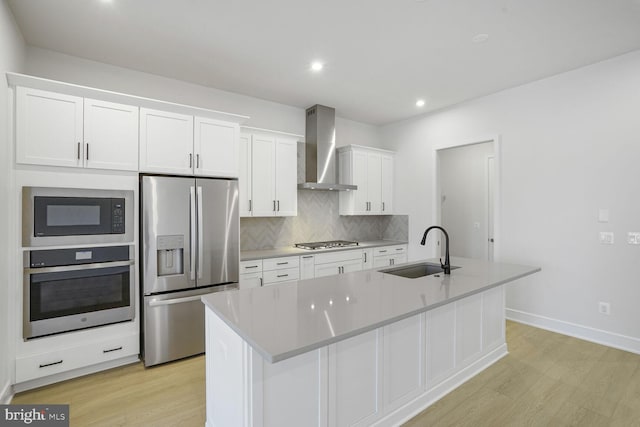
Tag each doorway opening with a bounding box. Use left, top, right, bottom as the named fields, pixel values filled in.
left=435, top=138, right=500, bottom=261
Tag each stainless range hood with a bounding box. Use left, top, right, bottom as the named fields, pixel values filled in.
left=298, top=105, right=357, bottom=191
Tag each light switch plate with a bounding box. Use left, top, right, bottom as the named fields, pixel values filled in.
left=627, top=232, right=640, bottom=245
left=599, top=232, right=614, bottom=244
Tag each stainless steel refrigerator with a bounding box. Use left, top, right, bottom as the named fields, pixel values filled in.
left=140, top=175, right=239, bottom=366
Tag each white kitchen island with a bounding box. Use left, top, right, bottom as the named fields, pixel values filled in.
left=201, top=257, right=540, bottom=427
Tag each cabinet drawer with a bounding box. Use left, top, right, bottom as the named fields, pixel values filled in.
left=240, top=260, right=263, bottom=273
left=16, top=333, right=139, bottom=383
left=373, top=245, right=406, bottom=257
left=263, top=267, right=299, bottom=284
left=263, top=256, right=299, bottom=271
left=313, top=249, right=362, bottom=265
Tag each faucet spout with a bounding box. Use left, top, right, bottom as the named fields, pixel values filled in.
left=420, top=226, right=451, bottom=274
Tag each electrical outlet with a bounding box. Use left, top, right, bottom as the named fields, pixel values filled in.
left=628, top=232, right=640, bottom=245
left=599, top=232, right=614, bottom=244
left=598, top=301, right=610, bottom=316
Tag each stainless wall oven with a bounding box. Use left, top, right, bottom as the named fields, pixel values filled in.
left=24, top=245, right=135, bottom=339
left=22, top=187, right=133, bottom=247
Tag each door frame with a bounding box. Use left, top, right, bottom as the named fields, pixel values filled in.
left=432, top=135, right=502, bottom=261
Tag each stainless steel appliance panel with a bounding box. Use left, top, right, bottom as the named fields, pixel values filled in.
left=22, top=187, right=133, bottom=247
left=196, top=178, right=239, bottom=287
left=143, top=284, right=236, bottom=366
left=141, top=176, right=196, bottom=294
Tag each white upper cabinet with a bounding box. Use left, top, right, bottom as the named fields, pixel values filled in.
left=83, top=98, right=139, bottom=171
left=16, top=88, right=139, bottom=171
left=239, top=133, right=252, bottom=216
left=140, top=110, right=240, bottom=177
left=240, top=130, right=298, bottom=217
left=194, top=117, right=239, bottom=178
left=339, top=145, right=395, bottom=215
left=16, top=87, right=84, bottom=168
left=139, top=108, right=194, bottom=175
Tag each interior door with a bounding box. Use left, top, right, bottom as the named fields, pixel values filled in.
left=196, top=178, right=240, bottom=287
left=141, top=175, right=196, bottom=294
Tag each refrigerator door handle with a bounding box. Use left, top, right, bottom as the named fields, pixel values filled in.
left=197, top=186, right=204, bottom=280
left=190, top=186, right=197, bottom=280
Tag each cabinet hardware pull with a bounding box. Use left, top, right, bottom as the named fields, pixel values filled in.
left=364, top=253, right=367, bottom=263
left=245, top=265, right=259, bottom=269
left=276, top=274, right=289, bottom=278
left=276, top=262, right=289, bottom=265
left=396, top=248, right=403, bottom=251
left=382, top=202, right=385, bottom=211
left=260, top=277, right=263, bottom=287
left=86, top=143, right=89, bottom=160
left=39, top=360, right=63, bottom=368
left=302, top=255, right=313, bottom=259
left=77, top=142, right=80, bottom=160
left=189, top=153, right=193, bottom=168
left=196, top=154, right=200, bottom=168
left=277, top=200, right=280, bottom=211
left=249, top=199, right=252, bottom=212
left=273, top=200, right=276, bottom=211
left=103, top=346, right=123, bottom=353
left=379, top=250, right=387, bottom=253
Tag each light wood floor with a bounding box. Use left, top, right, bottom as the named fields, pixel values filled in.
left=12, top=321, right=640, bottom=426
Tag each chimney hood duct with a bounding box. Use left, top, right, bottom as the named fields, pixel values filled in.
left=298, top=105, right=357, bottom=191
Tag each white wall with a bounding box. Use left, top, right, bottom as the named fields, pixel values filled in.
left=0, top=0, right=26, bottom=402
left=381, top=50, right=640, bottom=351
left=439, top=142, right=494, bottom=259
left=24, top=47, right=379, bottom=146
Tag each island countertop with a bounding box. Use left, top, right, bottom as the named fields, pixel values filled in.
left=201, top=257, right=540, bottom=363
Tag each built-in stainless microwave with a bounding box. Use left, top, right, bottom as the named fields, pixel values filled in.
left=22, top=187, right=134, bottom=247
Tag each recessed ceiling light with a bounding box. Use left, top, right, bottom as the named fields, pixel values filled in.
left=416, top=99, right=426, bottom=107
left=472, top=33, right=489, bottom=43
left=311, top=61, right=324, bottom=72
left=100, top=0, right=113, bottom=3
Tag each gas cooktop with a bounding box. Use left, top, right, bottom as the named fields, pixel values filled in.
left=294, top=240, right=359, bottom=250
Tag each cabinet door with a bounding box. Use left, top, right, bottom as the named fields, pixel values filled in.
left=16, top=87, right=83, bottom=168
left=367, top=152, right=382, bottom=214
left=83, top=98, right=139, bottom=171
left=194, top=117, right=239, bottom=178
left=342, top=258, right=363, bottom=274
left=362, top=249, right=373, bottom=270
left=240, top=272, right=263, bottom=289
left=352, top=150, right=369, bottom=214
left=315, top=262, right=341, bottom=278
left=239, top=133, right=252, bottom=217
left=373, top=255, right=392, bottom=268
left=139, top=108, right=194, bottom=175
left=251, top=134, right=277, bottom=216
left=274, top=137, right=298, bottom=216
left=300, top=255, right=315, bottom=279
left=381, top=154, right=394, bottom=214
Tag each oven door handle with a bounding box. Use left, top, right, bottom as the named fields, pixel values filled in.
left=24, top=260, right=134, bottom=274
left=148, top=295, right=204, bottom=307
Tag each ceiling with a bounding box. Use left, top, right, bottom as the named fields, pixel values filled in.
left=7, top=0, right=640, bottom=125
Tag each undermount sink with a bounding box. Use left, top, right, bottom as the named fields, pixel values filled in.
left=381, top=262, right=460, bottom=279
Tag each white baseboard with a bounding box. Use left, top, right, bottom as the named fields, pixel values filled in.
left=506, top=309, right=640, bottom=355
left=0, top=379, right=13, bottom=404
left=372, top=344, right=508, bottom=427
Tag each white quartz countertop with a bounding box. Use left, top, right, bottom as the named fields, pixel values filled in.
left=240, top=240, right=408, bottom=261
left=202, top=257, right=540, bottom=363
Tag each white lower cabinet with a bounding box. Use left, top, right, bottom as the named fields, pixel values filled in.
left=240, top=260, right=263, bottom=289
left=314, top=250, right=363, bottom=278
left=263, top=256, right=300, bottom=286
left=372, top=244, right=407, bottom=267
left=300, top=255, right=315, bottom=279
left=15, top=333, right=138, bottom=383
left=206, top=285, right=507, bottom=427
